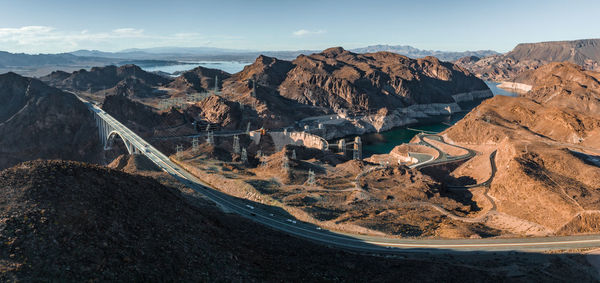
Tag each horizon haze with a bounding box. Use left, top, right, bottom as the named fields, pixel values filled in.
left=1, top=0, right=599, bottom=54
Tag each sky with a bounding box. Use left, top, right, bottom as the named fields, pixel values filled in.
left=0, top=0, right=598, bottom=54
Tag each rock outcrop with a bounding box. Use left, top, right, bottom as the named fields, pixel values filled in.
left=0, top=72, right=102, bottom=169
left=513, top=62, right=600, bottom=114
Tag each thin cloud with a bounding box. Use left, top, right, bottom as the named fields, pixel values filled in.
left=112, top=28, right=145, bottom=37
left=0, top=26, right=240, bottom=53
left=293, top=29, right=326, bottom=37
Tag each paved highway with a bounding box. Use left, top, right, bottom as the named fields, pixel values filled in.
left=85, top=101, right=600, bottom=253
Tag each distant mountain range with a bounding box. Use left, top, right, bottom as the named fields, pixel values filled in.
left=0, top=44, right=502, bottom=77
left=4, top=39, right=600, bottom=79
left=349, top=45, right=500, bottom=61
left=67, top=45, right=500, bottom=62
left=0, top=51, right=112, bottom=68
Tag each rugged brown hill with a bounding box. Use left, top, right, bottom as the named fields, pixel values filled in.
left=2, top=160, right=596, bottom=281
left=442, top=93, right=600, bottom=233
left=0, top=73, right=101, bottom=169
left=40, top=64, right=172, bottom=97
left=456, top=39, right=600, bottom=81
left=279, top=47, right=488, bottom=109
left=168, top=66, right=231, bottom=93
left=209, top=47, right=490, bottom=129
left=225, top=47, right=488, bottom=110
left=219, top=55, right=324, bottom=128
left=513, top=62, right=600, bottom=114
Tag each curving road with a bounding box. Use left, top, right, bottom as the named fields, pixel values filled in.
left=84, top=101, right=600, bottom=253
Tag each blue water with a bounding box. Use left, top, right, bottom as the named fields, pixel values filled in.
left=485, top=81, right=519, bottom=97
left=362, top=82, right=519, bottom=156
left=142, top=61, right=250, bottom=75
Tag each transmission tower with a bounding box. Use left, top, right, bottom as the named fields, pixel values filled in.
left=206, top=131, right=214, bottom=145
left=261, top=157, right=267, bottom=167
left=176, top=145, right=183, bottom=159
left=192, top=137, right=199, bottom=152
left=291, top=149, right=297, bottom=160
left=214, top=75, right=219, bottom=93
left=282, top=154, right=289, bottom=172
left=307, top=169, right=315, bottom=186
left=241, top=148, right=248, bottom=164
left=233, top=135, right=240, bottom=154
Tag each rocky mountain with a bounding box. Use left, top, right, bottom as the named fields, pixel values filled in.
left=278, top=47, right=488, bottom=108
left=207, top=47, right=491, bottom=131
left=1, top=159, right=596, bottom=281
left=439, top=64, right=600, bottom=234
left=512, top=62, right=600, bottom=114
left=351, top=45, right=500, bottom=61
left=168, top=66, right=231, bottom=93
left=0, top=73, right=102, bottom=169
left=456, top=38, right=600, bottom=81
left=40, top=64, right=172, bottom=97
left=35, top=48, right=492, bottom=137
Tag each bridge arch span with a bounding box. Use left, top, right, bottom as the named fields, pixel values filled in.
left=105, top=130, right=139, bottom=155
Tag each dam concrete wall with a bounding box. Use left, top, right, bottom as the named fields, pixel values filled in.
left=269, top=131, right=328, bottom=151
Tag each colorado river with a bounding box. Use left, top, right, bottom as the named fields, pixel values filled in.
left=362, top=82, right=518, bottom=157
left=141, top=61, right=250, bottom=75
